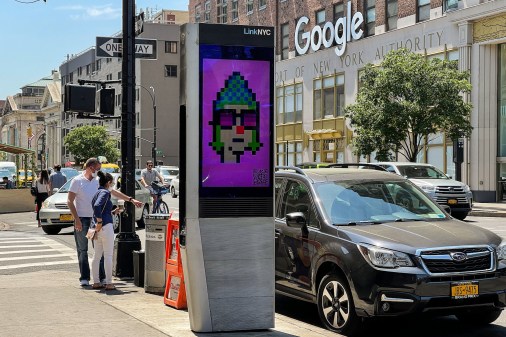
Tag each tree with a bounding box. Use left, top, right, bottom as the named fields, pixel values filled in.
left=345, top=48, right=472, bottom=162
left=63, top=125, right=120, bottom=166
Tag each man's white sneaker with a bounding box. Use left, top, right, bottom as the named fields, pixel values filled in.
left=80, top=280, right=90, bottom=286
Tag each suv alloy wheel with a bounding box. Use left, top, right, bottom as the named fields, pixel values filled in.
left=317, top=273, right=360, bottom=335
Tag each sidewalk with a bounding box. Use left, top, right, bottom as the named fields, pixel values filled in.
left=0, top=269, right=336, bottom=337
left=469, top=202, right=506, bottom=217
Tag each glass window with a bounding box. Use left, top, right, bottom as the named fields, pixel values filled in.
left=365, top=0, right=375, bottom=36
left=498, top=44, right=506, bottom=157
left=217, top=0, right=227, bottom=23
left=323, top=77, right=334, bottom=118
left=282, top=180, right=319, bottom=227
left=277, top=83, right=303, bottom=124
left=417, top=0, right=430, bottom=22
left=314, top=79, right=322, bottom=119
left=285, top=85, right=295, bottom=123
left=195, top=4, right=201, bottom=22
left=204, top=0, right=211, bottom=22
left=164, top=65, right=177, bottom=77
left=316, top=9, right=326, bottom=26
left=246, top=0, right=253, bottom=14
left=444, top=0, right=459, bottom=12
left=259, top=0, right=267, bottom=9
left=231, top=0, right=238, bottom=21
left=295, top=84, right=303, bottom=122
left=165, top=41, right=177, bottom=53
left=281, top=23, right=289, bottom=60
left=333, top=3, right=345, bottom=40
left=386, top=0, right=398, bottom=31
left=277, top=143, right=285, bottom=165
left=276, top=87, right=284, bottom=124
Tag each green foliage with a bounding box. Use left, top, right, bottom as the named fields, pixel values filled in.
left=345, top=49, right=472, bottom=162
left=63, top=125, right=120, bottom=166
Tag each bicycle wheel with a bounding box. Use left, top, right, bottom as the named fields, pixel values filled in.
left=158, top=201, right=169, bottom=214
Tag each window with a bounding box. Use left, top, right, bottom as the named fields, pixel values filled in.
left=195, top=4, right=201, bottom=22
left=217, top=0, right=227, bottom=23
left=165, top=65, right=177, bottom=77
left=106, top=74, right=112, bottom=81
left=281, top=180, right=319, bottom=227
left=313, top=74, right=345, bottom=119
left=165, top=41, right=177, bottom=53
left=259, top=0, right=266, bottom=10
left=204, top=1, right=211, bottom=22
left=117, top=71, right=122, bottom=80
left=364, top=0, right=375, bottom=36
left=86, top=64, right=91, bottom=75
left=231, top=0, right=238, bottom=21
left=281, top=23, right=289, bottom=60
left=277, top=143, right=286, bottom=165
left=333, top=3, right=345, bottom=39
left=277, top=142, right=303, bottom=166
left=277, top=83, right=303, bottom=124
left=246, top=0, right=253, bottom=14
left=316, top=9, right=326, bottom=27
left=78, top=67, right=83, bottom=76
left=313, top=138, right=345, bottom=163
left=444, top=0, right=458, bottom=11
left=417, top=0, right=430, bottom=22
left=386, top=0, right=398, bottom=31
left=96, top=59, right=101, bottom=71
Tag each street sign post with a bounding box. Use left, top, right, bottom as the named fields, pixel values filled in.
left=96, top=36, right=157, bottom=59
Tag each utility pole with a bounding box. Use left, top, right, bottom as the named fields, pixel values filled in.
left=114, top=0, right=141, bottom=278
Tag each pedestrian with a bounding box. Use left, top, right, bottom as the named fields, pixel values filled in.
left=91, top=171, right=120, bottom=290
left=140, top=160, right=164, bottom=212
left=49, top=164, right=67, bottom=194
left=67, top=157, right=143, bottom=287
left=34, top=170, right=50, bottom=227
left=1, top=176, right=14, bottom=189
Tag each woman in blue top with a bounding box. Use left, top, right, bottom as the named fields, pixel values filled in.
left=91, top=171, right=117, bottom=290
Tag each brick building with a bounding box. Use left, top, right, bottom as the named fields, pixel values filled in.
left=188, top=0, right=506, bottom=202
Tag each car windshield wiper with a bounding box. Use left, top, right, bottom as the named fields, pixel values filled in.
left=338, top=220, right=384, bottom=226
left=394, top=218, right=424, bottom=222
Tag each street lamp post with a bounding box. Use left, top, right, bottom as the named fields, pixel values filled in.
left=138, top=85, right=156, bottom=165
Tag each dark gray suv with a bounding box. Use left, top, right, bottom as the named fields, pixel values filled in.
left=275, top=167, right=506, bottom=336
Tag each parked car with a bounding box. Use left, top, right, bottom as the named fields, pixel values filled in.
left=18, top=169, right=34, bottom=186
left=296, top=162, right=330, bottom=169
left=170, top=174, right=179, bottom=198
left=156, top=166, right=179, bottom=186
left=60, top=168, right=79, bottom=180
left=39, top=173, right=151, bottom=235
left=274, top=166, right=505, bottom=335
left=376, top=162, right=473, bottom=220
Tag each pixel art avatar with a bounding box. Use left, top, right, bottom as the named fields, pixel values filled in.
left=209, top=72, right=263, bottom=163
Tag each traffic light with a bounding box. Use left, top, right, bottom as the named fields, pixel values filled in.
left=64, top=84, right=96, bottom=114
left=98, top=88, right=115, bottom=115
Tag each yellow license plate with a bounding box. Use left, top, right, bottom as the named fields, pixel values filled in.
left=448, top=199, right=458, bottom=205
left=451, top=282, right=478, bottom=299
left=60, top=214, right=74, bottom=221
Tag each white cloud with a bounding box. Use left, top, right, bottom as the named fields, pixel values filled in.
left=56, top=4, right=121, bottom=20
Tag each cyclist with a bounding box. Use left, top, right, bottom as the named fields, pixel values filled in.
left=140, top=160, right=165, bottom=211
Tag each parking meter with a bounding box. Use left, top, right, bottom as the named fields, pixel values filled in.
left=179, top=23, right=274, bottom=332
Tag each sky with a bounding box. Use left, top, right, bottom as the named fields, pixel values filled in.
left=0, top=0, right=188, bottom=100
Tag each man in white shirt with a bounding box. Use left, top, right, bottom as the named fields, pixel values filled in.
left=67, top=157, right=143, bottom=286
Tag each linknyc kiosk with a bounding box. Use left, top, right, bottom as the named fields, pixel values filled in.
left=179, top=23, right=275, bottom=332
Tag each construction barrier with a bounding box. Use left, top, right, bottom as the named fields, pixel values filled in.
left=164, top=211, right=187, bottom=309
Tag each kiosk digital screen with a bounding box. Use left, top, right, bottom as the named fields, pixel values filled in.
left=199, top=44, right=273, bottom=197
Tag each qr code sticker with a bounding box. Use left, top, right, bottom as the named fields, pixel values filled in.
left=253, top=169, right=268, bottom=186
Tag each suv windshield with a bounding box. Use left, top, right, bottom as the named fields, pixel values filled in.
left=315, top=180, right=446, bottom=225
left=397, top=165, right=448, bottom=179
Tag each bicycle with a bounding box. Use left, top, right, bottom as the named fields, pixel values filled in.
left=151, top=181, right=169, bottom=213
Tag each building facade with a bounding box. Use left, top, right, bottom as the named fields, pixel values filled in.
left=188, top=0, right=506, bottom=202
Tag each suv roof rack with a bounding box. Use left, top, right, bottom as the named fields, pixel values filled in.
left=275, top=166, right=306, bottom=175
left=326, top=163, right=387, bottom=171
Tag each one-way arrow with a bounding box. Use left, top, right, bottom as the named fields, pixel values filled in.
left=100, top=39, right=122, bottom=57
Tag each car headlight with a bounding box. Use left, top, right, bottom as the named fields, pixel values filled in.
left=463, top=185, right=471, bottom=192
left=358, top=243, right=414, bottom=268
left=41, top=200, right=53, bottom=209
left=497, top=241, right=506, bottom=261
left=419, top=185, right=435, bottom=193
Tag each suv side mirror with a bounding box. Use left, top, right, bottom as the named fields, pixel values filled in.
left=286, top=212, right=306, bottom=228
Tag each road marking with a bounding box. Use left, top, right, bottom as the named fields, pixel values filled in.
left=0, top=253, right=76, bottom=262
left=0, top=237, right=51, bottom=241
left=0, top=239, right=53, bottom=244
left=0, top=259, right=78, bottom=270
left=13, top=221, right=38, bottom=225
left=0, top=248, right=74, bottom=255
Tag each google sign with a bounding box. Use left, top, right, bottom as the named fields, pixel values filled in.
left=295, top=2, right=364, bottom=57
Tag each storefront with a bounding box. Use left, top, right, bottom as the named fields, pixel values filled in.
left=274, top=2, right=506, bottom=202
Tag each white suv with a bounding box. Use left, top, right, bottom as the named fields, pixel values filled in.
left=377, top=162, right=473, bottom=220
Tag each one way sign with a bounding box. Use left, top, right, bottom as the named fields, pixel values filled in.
left=96, top=36, right=157, bottom=59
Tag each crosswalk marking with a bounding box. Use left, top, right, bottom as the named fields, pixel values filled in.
left=13, top=221, right=38, bottom=225
left=0, top=234, right=78, bottom=271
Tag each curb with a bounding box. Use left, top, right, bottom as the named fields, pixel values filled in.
left=468, top=211, right=506, bottom=218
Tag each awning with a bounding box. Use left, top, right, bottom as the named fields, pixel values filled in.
left=306, top=129, right=343, bottom=140
left=0, top=143, right=35, bottom=155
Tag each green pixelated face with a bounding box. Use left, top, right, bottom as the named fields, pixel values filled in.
left=209, top=72, right=262, bottom=163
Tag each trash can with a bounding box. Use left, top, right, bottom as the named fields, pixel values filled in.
left=144, top=214, right=169, bottom=294
left=133, top=250, right=145, bottom=287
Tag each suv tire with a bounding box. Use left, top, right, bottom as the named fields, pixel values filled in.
left=41, top=225, right=61, bottom=235
left=456, top=309, right=502, bottom=325
left=317, top=273, right=360, bottom=336
left=452, top=212, right=468, bottom=221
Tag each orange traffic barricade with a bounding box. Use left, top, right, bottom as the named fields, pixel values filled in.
left=164, top=212, right=187, bottom=309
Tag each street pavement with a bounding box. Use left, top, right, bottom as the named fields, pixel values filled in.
left=1, top=200, right=506, bottom=337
